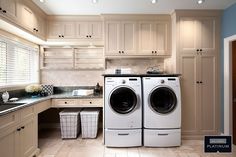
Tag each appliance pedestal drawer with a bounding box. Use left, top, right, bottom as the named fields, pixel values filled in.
left=144, top=129, right=181, bottom=147
left=105, top=129, right=142, bottom=147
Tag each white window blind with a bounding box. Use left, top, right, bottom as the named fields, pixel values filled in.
left=0, top=38, right=39, bottom=86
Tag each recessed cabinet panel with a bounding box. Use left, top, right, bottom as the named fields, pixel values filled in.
left=0, top=0, right=18, bottom=21
left=121, top=22, right=137, bottom=54
left=154, top=22, right=168, bottom=55
left=138, top=22, right=153, bottom=55
left=105, top=22, right=120, bottom=55
left=76, top=22, right=89, bottom=39
left=48, top=22, right=62, bottom=38
left=180, top=54, right=198, bottom=133
left=63, top=22, right=75, bottom=38
left=90, top=22, right=102, bottom=39
left=0, top=128, right=17, bottom=157
left=200, top=55, right=217, bottom=133
left=179, top=18, right=198, bottom=54
left=200, top=18, right=216, bottom=53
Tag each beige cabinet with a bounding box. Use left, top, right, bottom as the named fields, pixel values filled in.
left=105, top=21, right=137, bottom=56
left=175, top=11, right=221, bottom=138
left=76, top=21, right=102, bottom=40
left=52, top=98, right=103, bottom=108
left=47, top=21, right=75, bottom=39
left=18, top=0, right=46, bottom=38
left=19, top=118, right=37, bottom=157
left=179, top=17, right=217, bottom=55
left=0, top=0, right=18, bottom=21
left=0, top=106, right=37, bottom=157
left=138, top=21, right=170, bottom=56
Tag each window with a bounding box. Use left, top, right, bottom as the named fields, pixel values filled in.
left=0, top=38, right=39, bottom=87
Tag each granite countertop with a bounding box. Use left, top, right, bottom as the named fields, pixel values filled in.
left=102, top=73, right=181, bottom=77
left=0, top=92, right=103, bottom=116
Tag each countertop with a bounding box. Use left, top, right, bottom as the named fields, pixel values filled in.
left=102, top=73, right=181, bottom=77
left=0, top=92, right=103, bottom=116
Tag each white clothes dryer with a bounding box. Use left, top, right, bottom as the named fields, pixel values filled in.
left=142, top=77, right=181, bottom=147
left=104, top=77, right=142, bottom=147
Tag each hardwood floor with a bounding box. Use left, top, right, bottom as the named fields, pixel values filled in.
left=38, top=129, right=236, bottom=157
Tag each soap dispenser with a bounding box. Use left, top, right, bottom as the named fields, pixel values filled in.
left=2, top=91, right=9, bottom=103
left=94, top=83, right=101, bottom=95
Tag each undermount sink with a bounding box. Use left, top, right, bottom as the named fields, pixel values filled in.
left=0, top=103, right=26, bottom=112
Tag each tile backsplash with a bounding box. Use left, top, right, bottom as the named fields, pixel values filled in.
left=40, top=58, right=164, bottom=86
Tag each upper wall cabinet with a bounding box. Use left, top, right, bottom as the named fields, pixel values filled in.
left=105, top=21, right=137, bottom=56
left=18, top=0, right=47, bottom=39
left=47, top=16, right=104, bottom=42
left=76, top=21, right=102, bottom=40
left=48, top=22, right=76, bottom=39
left=179, top=17, right=217, bottom=55
left=0, top=0, right=18, bottom=21
left=138, top=21, right=170, bottom=56
left=103, top=15, right=171, bottom=57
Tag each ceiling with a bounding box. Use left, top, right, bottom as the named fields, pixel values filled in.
left=32, top=0, right=236, bottom=15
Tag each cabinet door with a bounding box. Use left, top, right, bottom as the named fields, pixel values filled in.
left=199, top=54, right=218, bottom=134
left=199, top=17, right=217, bottom=54
left=36, top=15, right=46, bottom=38
left=0, top=127, right=18, bottom=157
left=138, top=22, right=154, bottom=55
left=62, top=22, right=75, bottom=38
left=48, top=22, right=62, bottom=39
left=76, top=22, right=89, bottom=39
left=19, top=4, right=35, bottom=31
left=0, top=0, right=18, bottom=20
left=153, top=22, right=169, bottom=55
left=20, top=118, right=37, bottom=157
left=120, top=21, right=137, bottom=55
left=179, top=54, right=199, bottom=135
left=105, top=21, right=120, bottom=55
left=179, top=17, right=200, bottom=54
left=89, top=22, right=103, bottom=39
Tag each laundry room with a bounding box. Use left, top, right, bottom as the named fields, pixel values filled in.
left=0, top=0, right=236, bottom=157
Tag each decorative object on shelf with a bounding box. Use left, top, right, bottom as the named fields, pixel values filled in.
left=41, top=84, right=54, bottom=96
left=1, top=91, right=9, bottom=103
left=25, top=84, right=42, bottom=98
left=94, top=83, right=102, bottom=95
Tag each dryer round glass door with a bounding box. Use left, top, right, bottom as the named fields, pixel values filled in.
left=149, top=87, right=177, bottom=114
left=110, top=87, right=137, bottom=114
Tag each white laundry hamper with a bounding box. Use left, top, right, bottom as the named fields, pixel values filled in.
left=80, top=108, right=100, bottom=138
left=59, top=109, right=81, bottom=139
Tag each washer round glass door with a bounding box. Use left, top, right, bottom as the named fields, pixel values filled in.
left=109, top=87, right=137, bottom=114
left=149, top=87, right=177, bottom=114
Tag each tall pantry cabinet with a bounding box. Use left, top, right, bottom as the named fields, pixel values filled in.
left=173, top=11, right=221, bottom=139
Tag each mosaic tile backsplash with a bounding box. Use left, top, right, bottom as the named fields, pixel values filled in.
left=40, top=58, right=164, bottom=86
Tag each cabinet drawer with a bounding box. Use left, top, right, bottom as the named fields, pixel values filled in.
left=36, top=100, right=51, bottom=114
left=77, top=98, right=103, bottom=107
left=0, top=111, right=20, bottom=131
left=20, top=106, right=35, bottom=121
left=52, top=99, right=77, bottom=107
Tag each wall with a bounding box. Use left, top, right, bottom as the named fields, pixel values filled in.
left=221, top=2, right=236, bottom=132
left=41, top=58, right=164, bottom=86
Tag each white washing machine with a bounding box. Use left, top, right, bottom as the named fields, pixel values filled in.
left=142, top=77, right=181, bottom=147
left=104, top=77, right=142, bottom=147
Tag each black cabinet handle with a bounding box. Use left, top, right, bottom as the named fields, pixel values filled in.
left=0, top=8, right=2, bottom=10
left=118, top=51, right=121, bottom=54
left=36, top=29, right=38, bottom=32
left=122, top=51, right=124, bottom=54
left=2, top=10, right=6, bottom=13
left=59, top=35, right=61, bottom=38
left=86, top=35, right=89, bottom=38
left=61, top=35, right=64, bottom=38
left=64, top=102, right=67, bottom=104
left=152, top=51, right=154, bottom=54
left=90, top=102, right=92, bottom=104
left=33, top=28, right=36, bottom=31
left=17, top=128, right=21, bottom=131
left=200, top=81, right=203, bottom=84
left=200, top=49, right=203, bottom=52
left=196, top=49, right=199, bottom=52
left=155, top=51, right=157, bottom=54
left=21, top=126, right=25, bottom=129
left=196, top=81, right=199, bottom=84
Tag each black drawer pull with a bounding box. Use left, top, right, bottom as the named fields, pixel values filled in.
left=17, top=128, right=21, bottom=131
left=89, top=102, right=92, bottom=104
left=118, top=133, right=129, bottom=136
left=64, top=102, right=67, bottom=104
left=21, top=126, right=25, bottom=129
left=158, top=133, right=169, bottom=136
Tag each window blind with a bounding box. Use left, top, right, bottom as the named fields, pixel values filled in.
left=0, top=38, right=39, bottom=87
